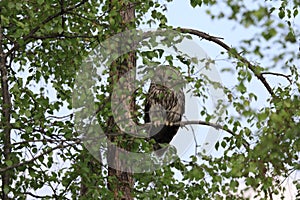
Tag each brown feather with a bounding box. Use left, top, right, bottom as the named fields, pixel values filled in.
left=144, top=80, right=185, bottom=151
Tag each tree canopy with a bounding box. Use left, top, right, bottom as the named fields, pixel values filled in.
left=0, top=0, right=299, bottom=199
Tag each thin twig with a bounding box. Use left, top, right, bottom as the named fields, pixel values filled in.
left=12, top=138, right=81, bottom=146
left=30, top=33, right=98, bottom=40
left=261, top=72, right=292, bottom=84
left=0, top=140, right=80, bottom=173
left=277, top=168, right=297, bottom=187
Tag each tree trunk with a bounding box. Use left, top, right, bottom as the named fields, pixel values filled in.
left=0, top=11, right=12, bottom=200
left=79, top=1, right=136, bottom=199
left=107, top=1, right=136, bottom=200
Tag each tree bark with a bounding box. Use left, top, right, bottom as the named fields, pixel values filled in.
left=0, top=11, right=12, bottom=200
left=79, top=1, right=136, bottom=199
left=107, top=1, right=136, bottom=200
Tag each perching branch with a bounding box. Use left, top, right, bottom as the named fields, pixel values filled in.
left=177, top=120, right=250, bottom=149
left=176, top=120, right=234, bottom=135
left=132, top=119, right=250, bottom=149
left=178, top=28, right=275, bottom=97
left=5, top=118, right=250, bottom=175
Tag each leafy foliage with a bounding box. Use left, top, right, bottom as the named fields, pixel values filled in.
left=0, top=0, right=299, bottom=199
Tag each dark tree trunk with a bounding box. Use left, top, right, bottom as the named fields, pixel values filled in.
left=0, top=11, right=12, bottom=200
left=107, top=2, right=136, bottom=200
left=80, top=1, right=136, bottom=199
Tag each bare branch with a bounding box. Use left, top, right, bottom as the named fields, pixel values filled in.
left=140, top=120, right=250, bottom=149
left=22, top=192, right=52, bottom=199
left=46, top=114, right=73, bottom=120
left=178, top=28, right=275, bottom=97
left=30, top=33, right=98, bottom=40
left=12, top=138, right=81, bottom=146
left=176, top=120, right=234, bottom=135
left=176, top=120, right=250, bottom=149
left=261, top=72, right=292, bottom=84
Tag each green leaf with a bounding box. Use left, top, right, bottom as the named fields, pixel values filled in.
left=221, top=141, right=226, bottom=148
left=7, top=2, right=14, bottom=9
left=278, top=9, right=285, bottom=19
left=215, top=141, right=219, bottom=150
left=3, top=186, right=9, bottom=195
left=262, top=28, right=277, bottom=40
left=5, top=160, right=13, bottom=167
left=285, top=31, right=296, bottom=43
left=190, top=0, right=202, bottom=8
left=37, top=0, right=44, bottom=5
left=237, top=82, right=246, bottom=93
left=24, top=110, right=31, bottom=118
left=293, top=9, right=298, bottom=17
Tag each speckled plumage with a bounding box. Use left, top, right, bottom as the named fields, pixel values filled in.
left=144, top=80, right=185, bottom=151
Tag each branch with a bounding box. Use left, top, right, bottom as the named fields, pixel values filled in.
left=0, top=140, right=81, bottom=173
left=22, top=192, right=52, bottom=199
left=261, top=72, right=292, bottom=84
left=6, top=0, right=89, bottom=57
left=46, top=114, right=73, bottom=120
left=30, top=33, right=98, bottom=40
left=24, top=0, right=88, bottom=41
left=178, top=28, right=275, bottom=97
left=134, top=119, right=250, bottom=149
left=176, top=120, right=234, bottom=135
left=175, top=120, right=250, bottom=149
left=278, top=168, right=297, bottom=187
left=12, top=138, right=81, bottom=146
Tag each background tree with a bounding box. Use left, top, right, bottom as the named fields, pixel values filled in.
left=0, top=0, right=299, bottom=199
